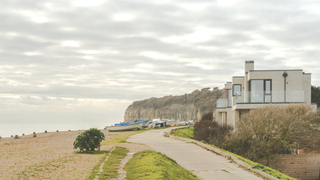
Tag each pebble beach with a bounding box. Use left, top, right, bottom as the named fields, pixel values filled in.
left=0, top=129, right=139, bottom=180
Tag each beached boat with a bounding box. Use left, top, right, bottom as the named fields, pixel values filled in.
left=165, top=120, right=176, bottom=127
left=104, top=119, right=148, bottom=132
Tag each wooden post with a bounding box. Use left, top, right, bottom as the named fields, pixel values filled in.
left=98, top=146, right=101, bottom=151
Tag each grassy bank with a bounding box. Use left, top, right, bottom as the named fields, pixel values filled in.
left=88, top=151, right=110, bottom=180
left=125, top=150, right=200, bottom=180
left=101, top=129, right=151, bottom=145
left=98, top=146, right=129, bottom=179
left=171, top=126, right=194, bottom=139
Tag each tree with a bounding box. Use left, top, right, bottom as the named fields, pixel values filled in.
left=73, top=128, right=105, bottom=152
left=223, top=104, right=320, bottom=164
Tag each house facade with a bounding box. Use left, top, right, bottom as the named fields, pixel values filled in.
left=215, top=61, right=316, bottom=129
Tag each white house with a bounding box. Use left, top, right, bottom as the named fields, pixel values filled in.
left=215, top=61, right=316, bottom=129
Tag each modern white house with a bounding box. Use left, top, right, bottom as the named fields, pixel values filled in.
left=215, top=61, right=316, bottom=129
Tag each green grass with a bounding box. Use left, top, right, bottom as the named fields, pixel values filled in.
left=98, top=146, right=129, bottom=180
left=125, top=150, right=200, bottom=180
left=88, top=151, right=109, bottom=180
left=101, top=129, right=151, bottom=145
left=171, top=127, right=194, bottom=139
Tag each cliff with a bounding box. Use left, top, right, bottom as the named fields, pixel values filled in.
left=124, top=88, right=225, bottom=122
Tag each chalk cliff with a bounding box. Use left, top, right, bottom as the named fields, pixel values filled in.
left=124, top=88, right=224, bottom=122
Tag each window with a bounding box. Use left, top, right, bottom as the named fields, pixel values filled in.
left=265, top=80, right=271, bottom=103
left=233, top=84, right=242, bottom=96
left=250, top=80, right=272, bottom=103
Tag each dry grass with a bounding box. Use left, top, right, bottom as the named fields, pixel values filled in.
left=0, top=129, right=121, bottom=180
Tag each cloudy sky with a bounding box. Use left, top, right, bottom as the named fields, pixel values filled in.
left=1, top=0, right=320, bottom=129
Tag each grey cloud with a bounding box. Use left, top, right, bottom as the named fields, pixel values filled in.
left=0, top=0, right=320, bottom=105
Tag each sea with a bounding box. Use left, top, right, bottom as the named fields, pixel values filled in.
left=0, top=120, right=119, bottom=138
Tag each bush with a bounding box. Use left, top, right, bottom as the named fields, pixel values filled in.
left=194, top=120, right=232, bottom=147
left=33, top=134, right=37, bottom=138
left=200, top=111, right=213, bottom=121
left=223, top=104, right=320, bottom=164
left=14, top=135, right=19, bottom=139
left=45, top=130, right=47, bottom=133
left=73, top=128, right=105, bottom=152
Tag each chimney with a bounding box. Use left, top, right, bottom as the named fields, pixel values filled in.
left=245, top=60, right=254, bottom=74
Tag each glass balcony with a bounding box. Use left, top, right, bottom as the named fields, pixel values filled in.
left=217, top=91, right=305, bottom=108
left=216, top=99, right=231, bottom=108
left=233, top=91, right=305, bottom=105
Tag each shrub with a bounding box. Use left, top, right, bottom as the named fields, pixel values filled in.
left=14, top=135, right=19, bottom=139
left=200, top=111, right=213, bottom=121
left=223, top=104, right=320, bottom=164
left=73, top=128, right=105, bottom=152
left=45, top=130, right=47, bottom=133
left=194, top=120, right=232, bottom=147
left=33, top=134, right=37, bottom=138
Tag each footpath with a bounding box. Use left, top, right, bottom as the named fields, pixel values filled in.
left=127, top=128, right=263, bottom=180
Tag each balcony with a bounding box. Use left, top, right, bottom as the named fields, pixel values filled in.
left=216, top=98, right=231, bottom=108
left=217, top=91, right=305, bottom=109
left=233, top=91, right=305, bottom=105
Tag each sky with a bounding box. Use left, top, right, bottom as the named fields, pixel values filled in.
left=1, top=0, right=320, bottom=133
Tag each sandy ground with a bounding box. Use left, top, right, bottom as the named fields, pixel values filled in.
left=0, top=129, right=151, bottom=180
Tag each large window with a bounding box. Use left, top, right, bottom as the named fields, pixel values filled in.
left=250, top=80, right=272, bottom=103
left=233, top=84, right=242, bottom=96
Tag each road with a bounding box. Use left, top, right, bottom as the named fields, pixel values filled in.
left=127, top=128, right=263, bottom=180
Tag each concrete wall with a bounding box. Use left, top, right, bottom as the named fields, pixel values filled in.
left=258, top=154, right=320, bottom=180
left=215, top=108, right=232, bottom=126
left=303, top=73, right=312, bottom=104
left=232, top=76, right=245, bottom=104
left=248, top=70, right=306, bottom=103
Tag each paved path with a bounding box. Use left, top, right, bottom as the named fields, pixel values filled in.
left=128, top=128, right=263, bottom=180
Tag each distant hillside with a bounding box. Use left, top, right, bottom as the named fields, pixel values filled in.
left=124, top=88, right=225, bottom=122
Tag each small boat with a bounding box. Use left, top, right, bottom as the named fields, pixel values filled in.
left=165, top=120, right=176, bottom=127
left=152, top=119, right=166, bottom=128
left=105, top=119, right=148, bottom=132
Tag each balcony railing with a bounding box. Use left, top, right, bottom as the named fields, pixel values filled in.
left=216, top=98, right=231, bottom=108
left=217, top=91, right=305, bottom=108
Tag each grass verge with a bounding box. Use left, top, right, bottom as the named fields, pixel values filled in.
left=125, top=150, right=200, bottom=180
left=98, top=146, right=129, bottom=179
left=88, top=151, right=109, bottom=180
left=101, top=129, right=151, bottom=145
left=171, top=126, right=194, bottom=139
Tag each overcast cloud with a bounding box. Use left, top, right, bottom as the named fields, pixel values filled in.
left=1, top=0, right=320, bottom=128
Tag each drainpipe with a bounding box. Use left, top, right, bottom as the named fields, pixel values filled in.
left=283, top=71, right=288, bottom=102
